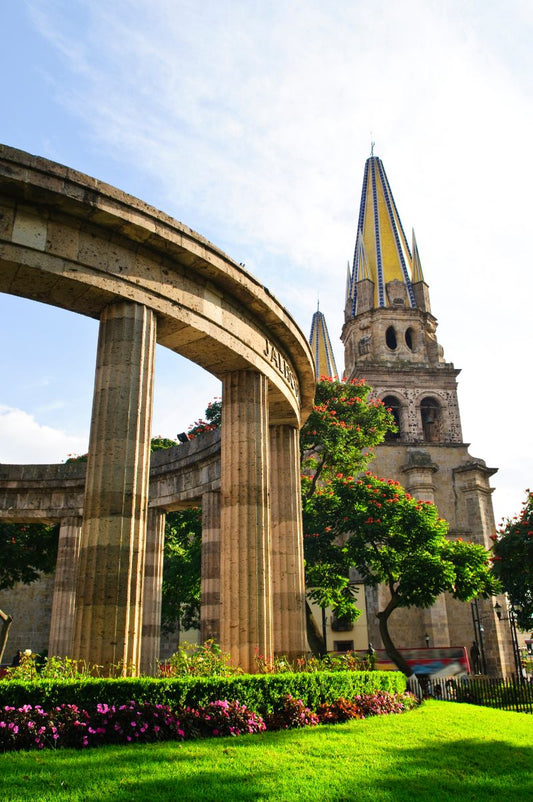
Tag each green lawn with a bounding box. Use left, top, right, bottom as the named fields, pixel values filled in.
left=1, top=701, right=532, bottom=801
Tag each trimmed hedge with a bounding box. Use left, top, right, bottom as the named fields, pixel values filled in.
left=0, top=670, right=405, bottom=716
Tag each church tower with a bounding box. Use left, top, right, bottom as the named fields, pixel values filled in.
left=339, top=153, right=513, bottom=675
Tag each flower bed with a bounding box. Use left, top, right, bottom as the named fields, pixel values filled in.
left=0, top=691, right=417, bottom=752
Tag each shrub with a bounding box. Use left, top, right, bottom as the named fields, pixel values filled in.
left=318, top=691, right=417, bottom=723
left=317, top=697, right=364, bottom=724
left=351, top=691, right=409, bottom=717
left=0, top=701, right=185, bottom=752
left=255, top=650, right=374, bottom=674
left=161, top=640, right=242, bottom=678
left=264, top=695, right=319, bottom=730
left=2, top=652, right=100, bottom=682
left=0, top=670, right=406, bottom=716
left=84, top=701, right=185, bottom=746
left=0, top=703, right=90, bottom=751
left=179, top=699, right=265, bottom=738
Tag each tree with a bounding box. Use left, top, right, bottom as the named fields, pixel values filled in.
left=156, top=410, right=221, bottom=640
left=187, top=399, right=222, bottom=439
left=161, top=507, right=202, bottom=639
left=300, top=377, right=396, bottom=649
left=491, top=489, right=533, bottom=631
left=300, top=377, right=395, bottom=501
left=0, top=522, right=59, bottom=591
left=0, top=520, right=59, bottom=660
left=304, top=471, right=500, bottom=675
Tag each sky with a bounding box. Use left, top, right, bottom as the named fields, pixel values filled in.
left=1, top=0, right=532, bottom=526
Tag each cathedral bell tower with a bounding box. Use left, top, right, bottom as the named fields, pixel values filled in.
left=337, top=152, right=513, bottom=675
left=342, top=154, right=462, bottom=447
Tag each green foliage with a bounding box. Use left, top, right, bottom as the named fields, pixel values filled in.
left=300, top=378, right=396, bottom=625
left=304, top=471, right=498, bottom=674
left=300, top=377, right=395, bottom=500
left=161, top=509, right=202, bottom=635
left=254, top=650, right=374, bottom=674
left=1, top=652, right=100, bottom=682
left=0, top=670, right=406, bottom=717
left=492, top=488, right=533, bottom=630
left=162, top=640, right=242, bottom=677
left=151, top=436, right=179, bottom=451
left=0, top=522, right=59, bottom=591
left=305, top=472, right=498, bottom=609
left=154, top=400, right=221, bottom=634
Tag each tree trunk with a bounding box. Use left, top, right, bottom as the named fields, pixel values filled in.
left=0, top=609, right=13, bottom=664
left=305, top=600, right=326, bottom=656
left=377, top=609, right=413, bottom=677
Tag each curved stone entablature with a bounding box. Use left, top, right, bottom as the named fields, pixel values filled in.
left=0, top=430, right=222, bottom=523
left=0, top=145, right=313, bottom=675
left=0, top=144, right=315, bottom=423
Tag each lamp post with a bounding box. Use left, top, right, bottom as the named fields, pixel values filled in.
left=494, top=602, right=523, bottom=681
left=470, top=599, right=487, bottom=674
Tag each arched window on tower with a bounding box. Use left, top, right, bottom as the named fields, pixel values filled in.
left=385, top=326, right=397, bottom=350
left=420, top=397, right=441, bottom=442
left=382, top=395, right=402, bottom=441
left=405, top=327, right=416, bottom=351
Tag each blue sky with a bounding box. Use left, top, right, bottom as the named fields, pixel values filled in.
left=1, top=0, right=532, bottom=525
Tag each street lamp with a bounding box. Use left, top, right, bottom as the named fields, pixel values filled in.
left=470, top=599, right=488, bottom=674
left=494, top=602, right=523, bottom=681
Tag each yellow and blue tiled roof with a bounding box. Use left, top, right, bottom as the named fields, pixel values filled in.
left=347, top=155, right=424, bottom=316
left=308, top=307, right=339, bottom=380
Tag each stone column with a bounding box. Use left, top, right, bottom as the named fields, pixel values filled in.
left=453, top=463, right=513, bottom=675
left=201, top=491, right=221, bottom=643
left=270, top=424, right=307, bottom=659
left=402, top=454, right=450, bottom=648
left=219, top=370, right=272, bottom=672
left=140, top=508, right=166, bottom=675
left=48, top=516, right=83, bottom=657
left=72, top=301, right=156, bottom=675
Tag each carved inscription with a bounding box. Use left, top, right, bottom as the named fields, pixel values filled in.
left=263, top=339, right=299, bottom=399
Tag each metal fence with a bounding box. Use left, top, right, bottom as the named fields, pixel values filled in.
left=411, top=675, right=533, bottom=714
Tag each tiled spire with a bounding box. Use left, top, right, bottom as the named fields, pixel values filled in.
left=308, top=305, right=339, bottom=380
left=347, top=154, right=420, bottom=316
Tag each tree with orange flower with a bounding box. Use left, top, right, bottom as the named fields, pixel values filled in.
left=492, top=489, right=533, bottom=631
left=304, top=471, right=499, bottom=674
left=300, top=377, right=396, bottom=652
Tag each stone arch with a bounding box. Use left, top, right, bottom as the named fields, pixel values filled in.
left=420, top=396, right=442, bottom=443
left=382, top=394, right=403, bottom=441
left=0, top=145, right=315, bottom=674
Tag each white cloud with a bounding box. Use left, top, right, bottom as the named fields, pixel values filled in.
left=5, top=0, right=531, bottom=523
left=0, top=406, right=88, bottom=464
